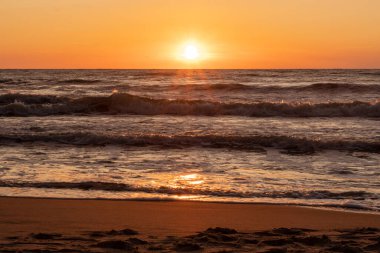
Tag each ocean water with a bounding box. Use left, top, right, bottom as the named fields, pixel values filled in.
left=0, top=69, right=379, bottom=211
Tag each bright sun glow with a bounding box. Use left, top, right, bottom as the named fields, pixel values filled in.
left=182, top=44, right=200, bottom=60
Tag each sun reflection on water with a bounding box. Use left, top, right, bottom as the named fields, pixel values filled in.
left=177, top=173, right=204, bottom=185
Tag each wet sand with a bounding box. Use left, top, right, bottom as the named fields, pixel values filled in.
left=0, top=197, right=379, bottom=252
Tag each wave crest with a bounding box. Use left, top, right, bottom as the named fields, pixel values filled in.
left=1, top=93, right=379, bottom=117
left=72, top=93, right=380, bottom=117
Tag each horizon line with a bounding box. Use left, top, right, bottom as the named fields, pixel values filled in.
left=1, top=68, right=380, bottom=70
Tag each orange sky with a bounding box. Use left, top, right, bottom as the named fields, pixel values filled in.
left=1, top=0, right=380, bottom=69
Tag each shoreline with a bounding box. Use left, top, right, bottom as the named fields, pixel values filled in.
left=0, top=195, right=378, bottom=215
left=1, top=196, right=379, bottom=236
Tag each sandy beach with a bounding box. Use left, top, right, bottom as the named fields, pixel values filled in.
left=1, top=197, right=379, bottom=252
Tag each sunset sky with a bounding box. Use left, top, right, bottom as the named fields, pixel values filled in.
left=1, top=0, right=380, bottom=69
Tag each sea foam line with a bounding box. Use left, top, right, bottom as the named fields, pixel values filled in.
left=0, top=180, right=377, bottom=202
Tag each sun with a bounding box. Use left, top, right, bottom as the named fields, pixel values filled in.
left=176, top=40, right=207, bottom=63
left=182, top=44, right=200, bottom=60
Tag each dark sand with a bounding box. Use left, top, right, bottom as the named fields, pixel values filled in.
left=0, top=197, right=379, bottom=252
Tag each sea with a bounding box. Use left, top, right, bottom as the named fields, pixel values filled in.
left=0, top=69, right=379, bottom=212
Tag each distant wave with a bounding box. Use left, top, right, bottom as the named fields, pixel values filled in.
left=0, top=180, right=377, bottom=201
left=57, top=78, right=101, bottom=84
left=239, top=73, right=262, bottom=77
left=152, top=82, right=380, bottom=92
left=0, top=94, right=67, bottom=105
left=0, top=93, right=379, bottom=117
left=298, top=82, right=380, bottom=92
left=0, top=78, right=13, bottom=83
left=359, top=71, right=380, bottom=76
left=0, top=78, right=28, bottom=85
left=0, top=132, right=379, bottom=153
left=128, top=71, right=193, bottom=79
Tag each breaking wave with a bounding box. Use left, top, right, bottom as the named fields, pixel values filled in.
left=0, top=93, right=379, bottom=117
left=0, top=132, right=379, bottom=153
left=0, top=180, right=377, bottom=201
